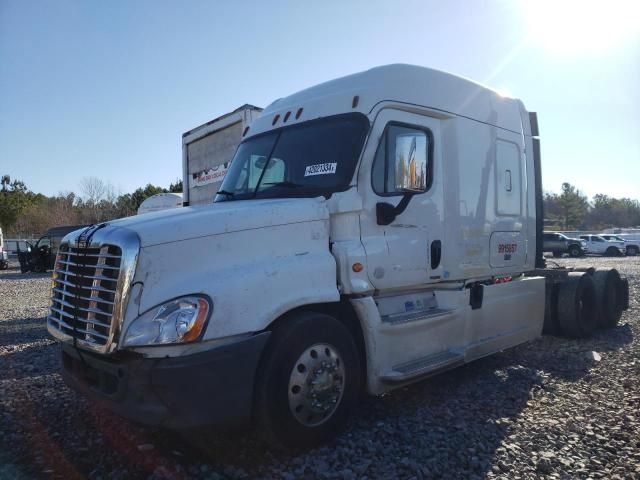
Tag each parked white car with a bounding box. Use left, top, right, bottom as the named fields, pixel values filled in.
left=0, top=227, right=8, bottom=269
left=579, top=234, right=626, bottom=256
left=600, top=234, right=639, bottom=256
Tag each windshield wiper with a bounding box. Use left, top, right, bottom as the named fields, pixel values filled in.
left=261, top=181, right=304, bottom=189
left=216, top=190, right=236, bottom=197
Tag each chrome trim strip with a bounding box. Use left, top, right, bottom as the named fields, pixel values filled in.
left=56, top=259, right=120, bottom=271
left=47, top=316, right=109, bottom=340
left=49, top=307, right=110, bottom=329
left=51, top=298, right=113, bottom=321
left=54, top=269, right=118, bottom=283
left=52, top=287, right=115, bottom=306
left=53, top=277, right=117, bottom=294
left=59, top=250, right=122, bottom=259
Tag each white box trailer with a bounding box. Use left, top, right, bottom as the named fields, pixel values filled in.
left=48, top=65, right=630, bottom=450
left=182, top=104, right=262, bottom=206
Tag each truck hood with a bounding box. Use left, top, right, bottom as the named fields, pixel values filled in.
left=109, top=197, right=329, bottom=247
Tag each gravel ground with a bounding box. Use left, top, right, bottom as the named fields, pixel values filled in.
left=1, top=256, right=639, bottom=480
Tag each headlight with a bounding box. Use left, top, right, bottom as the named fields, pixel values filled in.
left=122, top=295, right=210, bottom=347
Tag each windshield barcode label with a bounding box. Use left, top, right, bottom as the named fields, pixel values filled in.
left=304, top=163, right=337, bottom=176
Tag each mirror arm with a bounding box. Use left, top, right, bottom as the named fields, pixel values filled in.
left=394, top=192, right=413, bottom=217
left=376, top=192, right=415, bottom=226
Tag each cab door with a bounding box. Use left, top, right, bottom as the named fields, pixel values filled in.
left=358, top=109, right=444, bottom=291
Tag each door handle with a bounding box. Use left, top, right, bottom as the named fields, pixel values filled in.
left=431, top=240, right=442, bottom=269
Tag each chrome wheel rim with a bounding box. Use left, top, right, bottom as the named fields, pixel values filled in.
left=288, top=343, right=345, bottom=427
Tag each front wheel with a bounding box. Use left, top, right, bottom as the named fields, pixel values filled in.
left=605, top=247, right=619, bottom=257
left=626, top=246, right=638, bottom=256
left=568, top=245, right=582, bottom=257
left=254, top=311, right=362, bottom=450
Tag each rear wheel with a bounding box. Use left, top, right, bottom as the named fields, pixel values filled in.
left=605, top=247, right=619, bottom=257
left=568, top=245, right=581, bottom=257
left=557, top=273, right=597, bottom=338
left=552, top=251, right=562, bottom=258
left=592, top=269, right=623, bottom=329
left=542, top=282, right=560, bottom=335
left=254, top=311, right=362, bottom=450
left=620, top=278, right=629, bottom=310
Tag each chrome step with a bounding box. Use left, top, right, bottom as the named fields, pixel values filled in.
left=381, top=307, right=454, bottom=325
left=380, top=350, right=464, bottom=383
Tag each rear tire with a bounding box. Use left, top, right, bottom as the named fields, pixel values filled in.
left=592, top=269, right=623, bottom=329
left=254, top=311, right=362, bottom=450
left=568, top=245, right=581, bottom=257
left=542, top=282, right=560, bottom=335
left=557, top=273, right=597, bottom=338
left=620, top=278, right=629, bottom=310
left=605, top=247, right=618, bottom=257
left=552, top=251, right=562, bottom=258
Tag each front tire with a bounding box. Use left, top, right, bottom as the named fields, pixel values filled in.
left=626, top=246, right=638, bottom=256
left=568, top=245, right=581, bottom=257
left=254, top=311, right=362, bottom=450
left=605, top=247, right=618, bottom=257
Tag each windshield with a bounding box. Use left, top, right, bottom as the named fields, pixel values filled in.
left=214, top=113, right=369, bottom=202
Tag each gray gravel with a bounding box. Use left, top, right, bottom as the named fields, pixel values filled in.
left=1, top=256, right=639, bottom=479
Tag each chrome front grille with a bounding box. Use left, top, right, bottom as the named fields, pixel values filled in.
left=48, top=244, right=122, bottom=351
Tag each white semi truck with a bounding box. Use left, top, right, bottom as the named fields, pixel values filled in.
left=47, top=65, right=629, bottom=449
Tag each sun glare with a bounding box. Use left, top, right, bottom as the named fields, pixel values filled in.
left=520, top=0, right=640, bottom=55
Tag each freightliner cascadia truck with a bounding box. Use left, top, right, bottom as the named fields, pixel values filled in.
left=48, top=64, right=629, bottom=449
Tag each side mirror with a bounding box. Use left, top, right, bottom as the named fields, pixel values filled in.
left=376, top=192, right=416, bottom=226
left=376, top=202, right=397, bottom=226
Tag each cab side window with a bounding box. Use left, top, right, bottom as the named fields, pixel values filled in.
left=372, top=124, right=433, bottom=196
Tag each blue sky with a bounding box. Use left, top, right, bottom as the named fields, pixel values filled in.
left=1, top=0, right=639, bottom=200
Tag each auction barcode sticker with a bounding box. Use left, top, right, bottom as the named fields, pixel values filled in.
left=304, top=162, right=337, bottom=176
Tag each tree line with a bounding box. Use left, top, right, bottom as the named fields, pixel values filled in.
left=0, top=176, right=182, bottom=237
left=544, top=183, right=640, bottom=231
left=1, top=177, right=638, bottom=236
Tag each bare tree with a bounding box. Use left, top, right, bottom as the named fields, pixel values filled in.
left=79, top=176, right=117, bottom=223
left=80, top=177, right=109, bottom=205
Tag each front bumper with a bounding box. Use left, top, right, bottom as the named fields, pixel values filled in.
left=60, top=332, right=270, bottom=430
